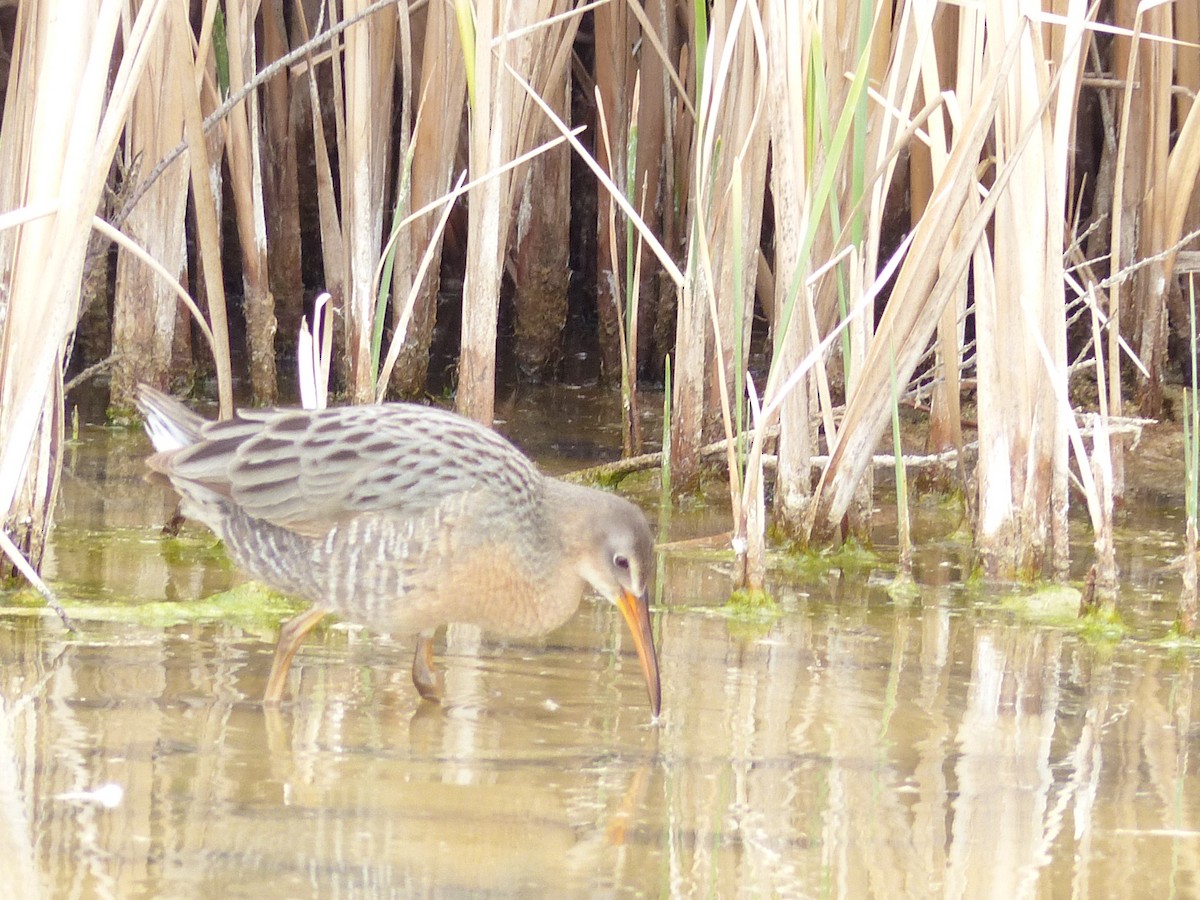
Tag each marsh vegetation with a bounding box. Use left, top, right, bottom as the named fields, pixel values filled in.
left=1, top=3, right=1200, bottom=633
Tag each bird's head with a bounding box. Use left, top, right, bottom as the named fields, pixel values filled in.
left=574, top=491, right=662, bottom=718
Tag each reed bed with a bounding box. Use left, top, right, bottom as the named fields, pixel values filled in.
left=1, top=1, right=1198, bottom=629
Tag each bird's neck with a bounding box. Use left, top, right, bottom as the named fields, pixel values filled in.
left=529, top=478, right=601, bottom=618
left=539, top=479, right=602, bottom=551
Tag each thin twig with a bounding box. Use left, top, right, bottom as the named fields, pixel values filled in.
left=563, top=430, right=981, bottom=486
left=64, top=354, right=119, bottom=394
left=563, top=427, right=780, bottom=485
left=1097, top=224, right=1200, bottom=292
left=0, top=530, right=75, bottom=631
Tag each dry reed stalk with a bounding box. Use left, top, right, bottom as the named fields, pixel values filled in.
left=338, top=0, right=396, bottom=402
left=1099, top=4, right=1140, bottom=500
left=770, top=0, right=931, bottom=549
left=808, top=24, right=1025, bottom=538
left=1124, top=4, right=1174, bottom=418
left=631, top=0, right=672, bottom=373
left=594, top=0, right=633, bottom=380
left=109, top=8, right=190, bottom=408
left=768, top=0, right=899, bottom=546
left=1018, top=287, right=1115, bottom=609
left=0, top=0, right=166, bottom=581
left=1103, top=3, right=1181, bottom=418
left=175, top=0, right=233, bottom=416
left=1179, top=4, right=1200, bottom=239
left=1175, top=20, right=1200, bottom=639
left=1139, top=31, right=1200, bottom=380
left=503, top=0, right=584, bottom=380
left=918, top=4, right=967, bottom=469
left=705, top=0, right=768, bottom=437
left=805, top=3, right=881, bottom=541
left=513, top=50, right=570, bottom=382
left=387, top=0, right=467, bottom=398
left=1180, top=274, right=1200, bottom=635
left=222, top=0, right=279, bottom=405
left=377, top=130, right=578, bottom=398
left=976, top=1, right=1058, bottom=575
left=1085, top=301, right=1117, bottom=608
left=1046, top=2, right=1098, bottom=575
left=655, top=40, right=690, bottom=375
left=292, top=3, right=346, bottom=321
left=458, top=0, right=509, bottom=424
left=683, top=0, right=768, bottom=587
left=593, top=0, right=671, bottom=386
left=669, top=0, right=767, bottom=510
left=396, top=1, right=414, bottom=239
left=261, top=0, right=305, bottom=348
left=669, top=266, right=707, bottom=491
left=667, top=13, right=715, bottom=494
left=376, top=172, right=467, bottom=397
left=596, top=79, right=648, bottom=456
left=832, top=4, right=882, bottom=542
left=458, top=0, right=581, bottom=424
left=764, top=0, right=817, bottom=540
left=971, top=1, right=1088, bottom=577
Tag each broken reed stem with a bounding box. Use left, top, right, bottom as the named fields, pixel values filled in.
left=562, top=426, right=982, bottom=486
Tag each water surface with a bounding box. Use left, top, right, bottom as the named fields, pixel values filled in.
left=2, top=397, right=1199, bottom=898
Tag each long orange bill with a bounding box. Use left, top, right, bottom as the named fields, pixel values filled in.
left=615, top=588, right=662, bottom=718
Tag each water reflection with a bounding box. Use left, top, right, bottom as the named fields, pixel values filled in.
left=1, top=417, right=1200, bottom=897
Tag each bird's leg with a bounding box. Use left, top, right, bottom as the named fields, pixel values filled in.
left=264, top=605, right=329, bottom=704
left=411, top=629, right=444, bottom=703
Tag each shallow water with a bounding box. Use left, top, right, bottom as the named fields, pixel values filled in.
left=3, top=396, right=1200, bottom=899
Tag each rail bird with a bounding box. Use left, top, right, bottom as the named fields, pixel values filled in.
left=137, top=386, right=661, bottom=717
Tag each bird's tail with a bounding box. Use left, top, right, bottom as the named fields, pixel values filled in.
left=136, top=385, right=207, bottom=452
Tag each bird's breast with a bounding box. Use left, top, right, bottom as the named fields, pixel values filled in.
left=300, top=506, right=583, bottom=639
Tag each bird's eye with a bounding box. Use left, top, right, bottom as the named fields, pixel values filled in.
left=613, top=554, right=630, bottom=571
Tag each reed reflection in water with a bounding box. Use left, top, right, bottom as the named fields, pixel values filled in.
left=1, top=423, right=1199, bottom=897
left=3, top=576, right=1199, bottom=897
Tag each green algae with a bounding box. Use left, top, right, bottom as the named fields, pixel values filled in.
left=1, top=581, right=303, bottom=630
left=1000, top=583, right=1082, bottom=623
left=773, top=537, right=881, bottom=580
left=997, top=583, right=1128, bottom=642
left=725, top=587, right=778, bottom=618
left=1077, top=604, right=1127, bottom=642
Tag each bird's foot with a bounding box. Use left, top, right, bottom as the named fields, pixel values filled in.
left=264, top=605, right=329, bottom=704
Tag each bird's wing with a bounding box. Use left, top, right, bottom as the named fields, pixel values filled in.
left=166, top=404, right=542, bottom=538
